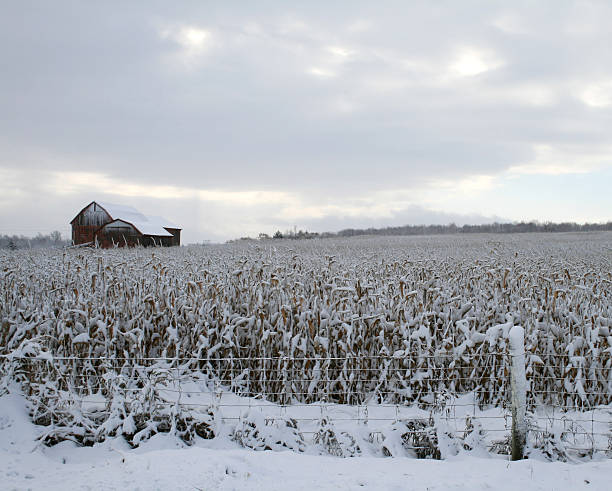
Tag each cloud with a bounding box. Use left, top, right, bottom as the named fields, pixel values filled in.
left=449, top=47, right=504, bottom=78
left=38, top=169, right=498, bottom=226
left=1, top=1, right=612, bottom=240
left=580, top=81, right=612, bottom=108
left=307, top=67, right=337, bottom=78
left=0, top=165, right=505, bottom=241
left=490, top=12, right=528, bottom=35
left=507, top=144, right=612, bottom=176
left=43, top=170, right=291, bottom=204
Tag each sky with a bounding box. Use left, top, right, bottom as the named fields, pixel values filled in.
left=1, top=1, right=611, bottom=243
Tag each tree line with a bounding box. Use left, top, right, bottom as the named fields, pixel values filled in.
left=246, top=221, right=612, bottom=241
left=334, top=221, right=612, bottom=237
left=0, top=231, right=70, bottom=250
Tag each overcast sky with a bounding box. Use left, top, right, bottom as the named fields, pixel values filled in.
left=1, top=1, right=611, bottom=243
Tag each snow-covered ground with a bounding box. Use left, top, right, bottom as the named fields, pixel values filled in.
left=2, top=235, right=612, bottom=489
left=2, top=392, right=611, bottom=491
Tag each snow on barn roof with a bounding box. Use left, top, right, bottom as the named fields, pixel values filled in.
left=97, top=201, right=177, bottom=237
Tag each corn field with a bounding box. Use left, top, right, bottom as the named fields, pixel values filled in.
left=1, top=233, right=611, bottom=452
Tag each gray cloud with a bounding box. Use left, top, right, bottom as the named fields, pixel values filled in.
left=1, top=1, right=611, bottom=240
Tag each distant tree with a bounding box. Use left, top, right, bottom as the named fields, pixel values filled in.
left=229, top=221, right=612, bottom=243
left=334, top=221, right=612, bottom=238
left=50, top=230, right=62, bottom=243
left=0, top=232, right=70, bottom=249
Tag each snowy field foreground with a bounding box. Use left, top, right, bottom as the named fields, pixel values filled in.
left=2, top=234, right=612, bottom=489
left=2, top=392, right=611, bottom=491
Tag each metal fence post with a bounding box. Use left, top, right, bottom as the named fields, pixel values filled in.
left=509, top=325, right=527, bottom=460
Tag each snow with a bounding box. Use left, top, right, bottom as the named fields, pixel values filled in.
left=102, top=219, right=173, bottom=238
left=71, top=332, right=90, bottom=344
left=2, top=234, right=612, bottom=488
left=1, top=392, right=610, bottom=490
left=97, top=201, right=176, bottom=237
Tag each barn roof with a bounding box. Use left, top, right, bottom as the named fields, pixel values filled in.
left=98, top=202, right=177, bottom=237
left=99, top=218, right=174, bottom=237
left=71, top=201, right=179, bottom=237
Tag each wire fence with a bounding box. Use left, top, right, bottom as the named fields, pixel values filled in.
left=3, top=351, right=611, bottom=458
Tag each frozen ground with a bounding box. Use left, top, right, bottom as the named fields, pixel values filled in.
left=1, top=393, right=611, bottom=491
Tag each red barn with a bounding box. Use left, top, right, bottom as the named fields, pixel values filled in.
left=70, top=201, right=181, bottom=248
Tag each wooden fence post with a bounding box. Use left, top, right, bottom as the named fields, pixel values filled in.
left=509, top=325, right=527, bottom=460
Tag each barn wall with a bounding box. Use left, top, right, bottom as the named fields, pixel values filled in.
left=164, top=228, right=181, bottom=246
left=143, top=235, right=173, bottom=247
left=71, top=202, right=112, bottom=245
left=94, top=222, right=178, bottom=248
left=95, top=222, right=142, bottom=248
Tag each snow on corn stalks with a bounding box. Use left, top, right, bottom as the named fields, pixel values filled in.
left=1, top=233, right=611, bottom=448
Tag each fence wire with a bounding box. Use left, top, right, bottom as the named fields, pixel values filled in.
left=3, top=352, right=611, bottom=458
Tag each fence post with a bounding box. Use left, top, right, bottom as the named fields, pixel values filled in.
left=509, top=325, right=527, bottom=460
